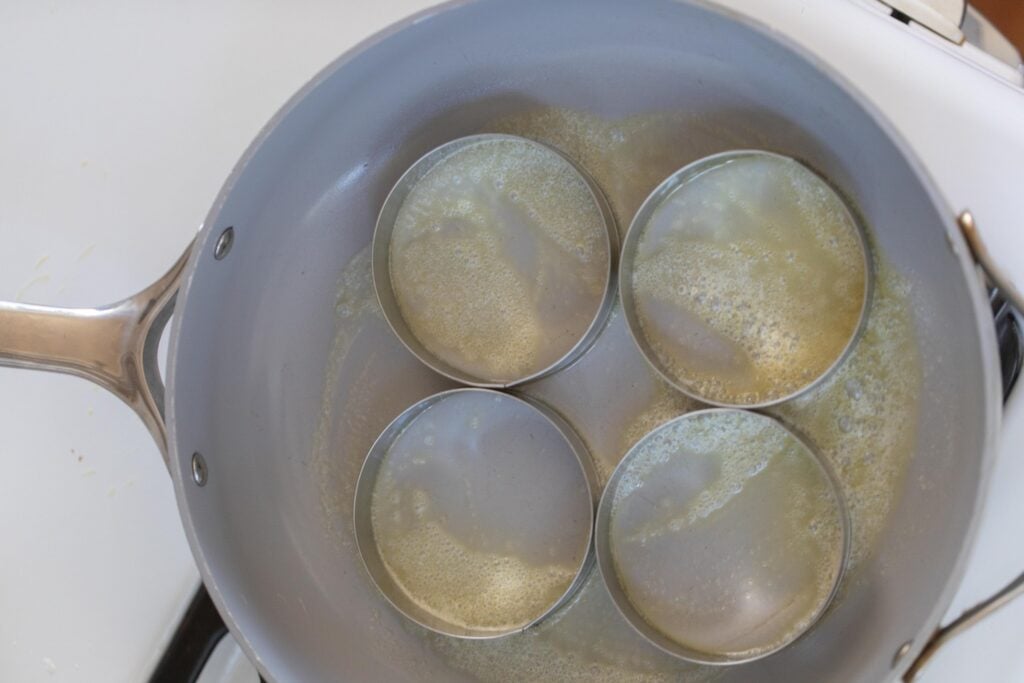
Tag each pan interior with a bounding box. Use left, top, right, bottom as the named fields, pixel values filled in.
left=168, top=1, right=995, bottom=681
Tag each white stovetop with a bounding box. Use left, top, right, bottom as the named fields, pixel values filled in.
left=1, top=1, right=1022, bottom=681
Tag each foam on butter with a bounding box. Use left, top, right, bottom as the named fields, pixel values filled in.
left=389, top=137, right=610, bottom=382
left=631, top=155, right=867, bottom=405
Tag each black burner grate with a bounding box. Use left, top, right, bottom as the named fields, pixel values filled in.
left=992, top=288, right=1022, bottom=401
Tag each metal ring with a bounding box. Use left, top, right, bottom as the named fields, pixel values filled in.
left=618, top=150, right=873, bottom=408
left=594, top=408, right=850, bottom=665
left=372, top=134, right=618, bottom=388
left=353, top=388, right=598, bottom=639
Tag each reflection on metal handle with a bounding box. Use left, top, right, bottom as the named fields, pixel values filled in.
left=0, top=245, right=192, bottom=465
left=959, top=211, right=1024, bottom=317
left=903, top=211, right=1024, bottom=681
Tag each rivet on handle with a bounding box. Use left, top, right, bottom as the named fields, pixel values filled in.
left=958, top=211, right=1022, bottom=317
left=191, top=452, right=208, bottom=487
left=214, top=227, right=234, bottom=261
left=893, top=640, right=912, bottom=667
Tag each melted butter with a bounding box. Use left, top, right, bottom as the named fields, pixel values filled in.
left=488, top=109, right=752, bottom=234
left=772, top=259, right=921, bottom=569
left=417, top=109, right=919, bottom=682
left=370, top=391, right=592, bottom=632
left=310, top=106, right=922, bottom=682
left=374, top=516, right=580, bottom=632
left=609, top=411, right=844, bottom=660
left=427, top=573, right=719, bottom=683
left=389, top=137, right=609, bottom=382
left=632, top=155, right=867, bottom=405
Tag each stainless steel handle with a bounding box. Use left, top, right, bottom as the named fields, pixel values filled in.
left=905, top=573, right=1024, bottom=680
left=903, top=210, right=1024, bottom=681
left=958, top=211, right=1024, bottom=317
left=0, top=245, right=192, bottom=465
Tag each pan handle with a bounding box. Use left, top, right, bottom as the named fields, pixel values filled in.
left=903, top=210, right=1024, bottom=681
left=0, top=244, right=192, bottom=466
left=904, top=573, right=1024, bottom=680
left=958, top=211, right=1024, bottom=317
